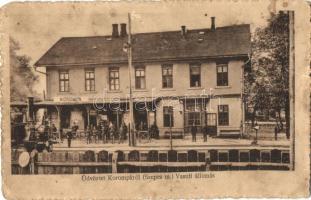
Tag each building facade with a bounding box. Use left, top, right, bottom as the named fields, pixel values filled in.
left=33, top=18, right=251, bottom=137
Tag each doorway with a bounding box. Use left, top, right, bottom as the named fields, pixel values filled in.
left=206, top=113, right=217, bottom=136
left=134, top=110, right=148, bottom=131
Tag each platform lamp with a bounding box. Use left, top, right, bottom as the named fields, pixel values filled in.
left=178, top=99, right=184, bottom=139
left=169, top=108, right=173, bottom=150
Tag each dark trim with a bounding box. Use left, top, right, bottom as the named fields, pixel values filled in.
left=38, top=54, right=249, bottom=68
left=213, top=94, right=241, bottom=98
left=10, top=94, right=241, bottom=108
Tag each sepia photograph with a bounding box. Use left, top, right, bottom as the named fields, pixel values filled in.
left=1, top=1, right=310, bottom=198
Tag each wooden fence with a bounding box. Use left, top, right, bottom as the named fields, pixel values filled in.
left=12, top=148, right=291, bottom=174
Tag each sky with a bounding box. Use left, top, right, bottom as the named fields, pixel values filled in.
left=1, top=1, right=282, bottom=94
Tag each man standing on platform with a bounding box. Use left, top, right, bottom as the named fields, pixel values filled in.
left=191, top=123, right=197, bottom=142
left=67, top=130, right=73, bottom=148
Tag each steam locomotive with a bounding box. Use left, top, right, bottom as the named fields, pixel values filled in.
left=11, top=97, right=57, bottom=152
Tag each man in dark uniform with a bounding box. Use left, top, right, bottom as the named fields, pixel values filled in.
left=60, top=128, right=64, bottom=143
left=67, top=131, right=73, bottom=148
left=191, top=123, right=197, bottom=142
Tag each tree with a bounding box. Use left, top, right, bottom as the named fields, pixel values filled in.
left=10, top=38, right=39, bottom=102
left=245, top=12, right=290, bottom=136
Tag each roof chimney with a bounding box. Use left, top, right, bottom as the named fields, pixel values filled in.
left=181, top=25, right=187, bottom=37
left=211, top=17, right=216, bottom=31
left=120, top=23, right=127, bottom=37
left=112, top=24, right=119, bottom=37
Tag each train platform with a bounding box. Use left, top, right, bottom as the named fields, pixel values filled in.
left=53, top=136, right=290, bottom=151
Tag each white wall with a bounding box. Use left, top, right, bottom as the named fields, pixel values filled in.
left=156, top=99, right=184, bottom=136
left=208, top=96, right=242, bottom=134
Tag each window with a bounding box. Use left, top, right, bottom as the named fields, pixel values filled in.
left=109, top=68, right=120, bottom=90
left=85, top=69, right=95, bottom=91
left=135, top=67, right=146, bottom=89
left=163, top=106, right=174, bottom=127
left=59, top=70, right=69, bottom=92
left=162, top=64, right=173, bottom=88
left=190, top=64, right=201, bottom=87
left=218, top=105, right=229, bottom=126
left=184, top=100, right=206, bottom=133
left=188, top=112, right=201, bottom=126
left=186, top=103, right=203, bottom=126
left=217, top=64, right=228, bottom=86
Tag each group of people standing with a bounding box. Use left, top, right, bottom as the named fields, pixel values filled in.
left=190, top=124, right=210, bottom=142
left=62, top=120, right=128, bottom=147
left=85, top=120, right=128, bottom=145
left=28, top=120, right=58, bottom=142
left=136, top=122, right=160, bottom=140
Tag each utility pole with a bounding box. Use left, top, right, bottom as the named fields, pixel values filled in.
left=127, top=13, right=136, bottom=147
left=288, top=11, right=295, bottom=170
left=170, top=111, right=173, bottom=150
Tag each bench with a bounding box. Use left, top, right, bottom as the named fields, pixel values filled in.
left=218, top=130, right=241, bottom=138
left=163, top=131, right=184, bottom=139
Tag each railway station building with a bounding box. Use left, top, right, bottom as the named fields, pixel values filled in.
left=13, top=17, right=251, bottom=138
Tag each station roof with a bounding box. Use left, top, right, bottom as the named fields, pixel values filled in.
left=35, top=24, right=251, bottom=67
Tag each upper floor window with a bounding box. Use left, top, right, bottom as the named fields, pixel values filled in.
left=85, top=69, right=95, bottom=91
left=217, top=63, right=228, bottom=86
left=190, top=64, right=201, bottom=87
left=109, top=68, right=120, bottom=91
left=59, top=70, right=69, bottom=92
left=163, top=106, right=174, bottom=127
left=135, top=66, right=146, bottom=89
left=162, top=64, right=173, bottom=88
left=218, top=105, right=229, bottom=126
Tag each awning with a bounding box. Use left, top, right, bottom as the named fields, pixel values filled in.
left=10, top=97, right=158, bottom=107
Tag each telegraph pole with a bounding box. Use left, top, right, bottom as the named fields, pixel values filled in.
left=127, top=13, right=136, bottom=146
left=288, top=11, right=295, bottom=170
left=170, top=111, right=173, bottom=150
